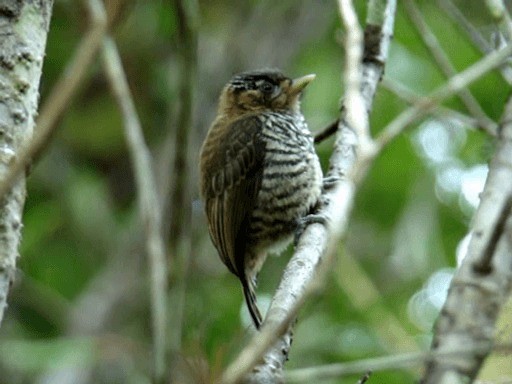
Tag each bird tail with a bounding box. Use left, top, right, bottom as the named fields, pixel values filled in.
left=241, top=275, right=263, bottom=329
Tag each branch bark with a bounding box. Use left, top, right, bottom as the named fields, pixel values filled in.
left=422, top=94, right=512, bottom=383
left=404, top=0, right=497, bottom=135
left=0, top=0, right=54, bottom=325
left=286, top=342, right=512, bottom=382
left=166, top=0, right=199, bottom=364
left=167, top=0, right=197, bottom=251
left=102, top=35, right=168, bottom=383
left=0, top=0, right=107, bottom=202
left=375, top=43, right=512, bottom=152
left=438, top=0, right=512, bottom=84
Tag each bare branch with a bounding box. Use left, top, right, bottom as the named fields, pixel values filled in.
left=167, top=1, right=199, bottom=361
left=375, top=43, right=512, bottom=152
left=286, top=342, right=512, bottom=382
left=438, top=0, right=493, bottom=53
left=381, top=78, right=487, bottom=129
left=0, top=0, right=107, bottom=201
left=0, top=0, right=54, bottom=325
left=314, top=119, right=339, bottom=144
left=438, top=0, right=512, bottom=84
left=404, top=0, right=496, bottom=136
left=101, top=36, right=168, bottom=382
left=334, top=250, right=420, bottom=352
left=422, top=94, right=512, bottom=382
left=485, top=0, right=512, bottom=40
left=167, top=0, right=198, bottom=251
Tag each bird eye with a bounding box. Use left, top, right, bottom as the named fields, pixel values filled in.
left=259, top=81, right=274, bottom=94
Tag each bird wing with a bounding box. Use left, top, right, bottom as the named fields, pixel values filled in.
left=201, top=115, right=265, bottom=278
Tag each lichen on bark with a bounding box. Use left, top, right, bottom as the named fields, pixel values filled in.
left=0, top=0, right=53, bottom=324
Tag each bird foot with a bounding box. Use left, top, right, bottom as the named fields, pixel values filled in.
left=294, top=213, right=329, bottom=245
left=322, top=175, right=341, bottom=192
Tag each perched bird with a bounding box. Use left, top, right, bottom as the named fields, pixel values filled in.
left=199, top=69, right=323, bottom=329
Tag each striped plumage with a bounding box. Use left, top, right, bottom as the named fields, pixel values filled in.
left=248, top=111, right=321, bottom=246
left=200, top=70, right=322, bottom=328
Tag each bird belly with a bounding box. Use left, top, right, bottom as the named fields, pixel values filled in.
left=248, top=147, right=322, bottom=253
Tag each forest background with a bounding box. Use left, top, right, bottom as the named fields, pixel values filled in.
left=0, top=1, right=511, bottom=383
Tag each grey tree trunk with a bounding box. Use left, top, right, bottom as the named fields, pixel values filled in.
left=0, top=0, right=54, bottom=325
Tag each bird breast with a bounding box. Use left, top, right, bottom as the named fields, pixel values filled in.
left=248, top=112, right=323, bottom=250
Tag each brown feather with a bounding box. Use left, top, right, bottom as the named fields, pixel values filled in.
left=200, top=115, right=265, bottom=277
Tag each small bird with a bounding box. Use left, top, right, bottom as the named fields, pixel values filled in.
left=199, top=69, right=323, bottom=329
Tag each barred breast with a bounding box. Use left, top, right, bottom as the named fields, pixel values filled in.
left=248, top=111, right=323, bottom=252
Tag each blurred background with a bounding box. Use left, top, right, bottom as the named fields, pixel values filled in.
left=0, top=0, right=510, bottom=383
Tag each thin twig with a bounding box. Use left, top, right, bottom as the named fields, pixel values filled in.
left=375, top=43, right=512, bottom=152
left=485, top=0, right=512, bottom=40
left=168, top=0, right=198, bottom=250
left=314, top=119, right=339, bottom=144
left=438, top=0, right=512, bottom=84
left=357, top=371, right=372, bottom=384
left=404, top=0, right=496, bottom=136
left=381, top=78, right=491, bottom=129
left=0, top=0, right=108, bottom=200
left=167, top=0, right=199, bottom=360
left=285, top=342, right=512, bottom=382
left=438, top=0, right=492, bottom=53
left=101, top=36, right=168, bottom=382
left=472, top=193, right=512, bottom=273
left=334, top=250, right=420, bottom=352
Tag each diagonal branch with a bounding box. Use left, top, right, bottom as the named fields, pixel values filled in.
left=286, top=341, right=512, bottom=382
left=485, top=0, right=512, bottom=41
left=422, top=94, right=512, bottom=383
left=101, top=36, right=168, bottom=383
left=381, top=78, right=487, bottom=129
left=404, top=0, right=496, bottom=135
left=438, top=0, right=512, bottom=84
left=375, top=43, right=512, bottom=153
left=0, top=0, right=108, bottom=201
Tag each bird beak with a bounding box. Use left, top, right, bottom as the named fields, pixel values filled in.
left=289, top=74, right=316, bottom=95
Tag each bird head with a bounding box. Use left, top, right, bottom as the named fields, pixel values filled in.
left=217, top=69, right=315, bottom=117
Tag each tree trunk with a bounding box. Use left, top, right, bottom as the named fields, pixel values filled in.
left=0, top=0, right=54, bottom=325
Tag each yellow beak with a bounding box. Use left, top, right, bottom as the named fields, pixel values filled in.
left=289, top=74, right=316, bottom=95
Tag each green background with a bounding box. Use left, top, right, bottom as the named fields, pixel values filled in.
left=0, top=1, right=510, bottom=383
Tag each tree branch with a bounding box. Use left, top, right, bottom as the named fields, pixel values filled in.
left=0, top=0, right=107, bottom=202
left=285, top=342, right=512, bottom=382
left=166, top=2, right=199, bottom=365
left=422, top=94, right=512, bottom=382
left=438, top=0, right=512, bottom=84
left=0, top=0, right=54, bottom=325
left=381, top=78, right=487, bottom=130
left=167, top=0, right=198, bottom=251
left=101, top=35, right=168, bottom=383
left=375, top=43, right=512, bottom=153
left=404, top=0, right=496, bottom=136
left=485, top=0, right=512, bottom=41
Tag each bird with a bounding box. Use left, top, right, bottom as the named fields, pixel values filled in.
left=199, top=69, right=323, bottom=329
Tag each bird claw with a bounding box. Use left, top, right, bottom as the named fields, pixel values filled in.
left=322, top=175, right=341, bottom=192
left=294, top=213, right=329, bottom=245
